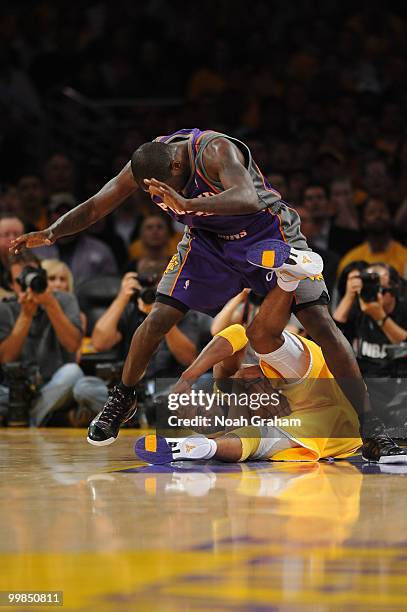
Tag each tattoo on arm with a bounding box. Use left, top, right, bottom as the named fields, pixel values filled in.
left=50, top=199, right=97, bottom=240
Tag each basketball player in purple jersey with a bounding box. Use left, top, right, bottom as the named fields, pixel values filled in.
left=11, top=128, right=405, bottom=462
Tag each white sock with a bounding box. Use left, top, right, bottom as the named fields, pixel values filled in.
left=276, top=271, right=300, bottom=292
left=255, top=331, right=309, bottom=380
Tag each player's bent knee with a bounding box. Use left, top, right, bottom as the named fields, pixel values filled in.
left=246, top=320, right=264, bottom=351
left=246, top=319, right=280, bottom=353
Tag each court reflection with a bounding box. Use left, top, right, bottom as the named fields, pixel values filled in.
left=2, top=430, right=407, bottom=611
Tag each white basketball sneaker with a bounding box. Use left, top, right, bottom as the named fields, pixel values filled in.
left=247, top=239, right=323, bottom=280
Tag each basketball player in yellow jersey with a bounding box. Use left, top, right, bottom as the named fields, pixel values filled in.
left=136, top=275, right=368, bottom=464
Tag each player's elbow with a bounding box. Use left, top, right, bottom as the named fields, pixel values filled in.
left=240, top=187, right=262, bottom=212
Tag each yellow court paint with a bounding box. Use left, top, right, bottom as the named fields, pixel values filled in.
left=1, top=429, right=407, bottom=611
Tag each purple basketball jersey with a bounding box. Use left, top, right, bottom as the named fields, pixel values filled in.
left=151, top=128, right=281, bottom=233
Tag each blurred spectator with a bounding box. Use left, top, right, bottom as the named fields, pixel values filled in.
left=395, top=197, right=407, bottom=240
left=338, top=198, right=407, bottom=279
left=87, top=217, right=128, bottom=271
left=268, top=173, right=287, bottom=198
left=329, top=176, right=362, bottom=256
left=0, top=184, right=20, bottom=213
left=41, top=258, right=87, bottom=336
left=128, top=214, right=176, bottom=266
left=0, top=3, right=405, bottom=206
left=43, top=154, right=75, bottom=196
left=112, top=196, right=144, bottom=247
left=302, top=184, right=334, bottom=251
left=74, top=264, right=202, bottom=415
left=287, top=170, right=310, bottom=207
left=333, top=263, right=407, bottom=421
left=333, top=261, right=368, bottom=328
left=395, top=139, right=407, bottom=202
left=33, top=193, right=118, bottom=283
left=41, top=258, right=74, bottom=293
left=17, top=174, right=48, bottom=231
left=0, top=212, right=24, bottom=291
left=313, top=149, right=344, bottom=186
left=0, top=250, right=83, bottom=426
left=40, top=258, right=91, bottom=425
left=335, top=261, right=368, bottom=305
left=296, top=206, right=339, bottom=297
left=362, top=157, right=397, bottom=210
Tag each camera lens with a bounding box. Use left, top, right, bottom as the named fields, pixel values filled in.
left=26, top=271, right=47, bottom=294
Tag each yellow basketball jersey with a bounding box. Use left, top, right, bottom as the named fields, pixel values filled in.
left=258, top=335, right=362, bottom=461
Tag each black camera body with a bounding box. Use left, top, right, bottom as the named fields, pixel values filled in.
left=95, top=361, right=124, bottom=387
left=359, top=271, right=381, bottom=303
left=3, top=362, right=42, bottom=426
left=132, top=273, right=159, bottom=305
left=16, top=266, right=48, bottom=294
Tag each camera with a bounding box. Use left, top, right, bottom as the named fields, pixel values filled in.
left=3, top=362, right=42, bottom=426
left=359, top=271, right=380, bottom=303
left=16, top=266, right=48, bottom=294
left=132, top=273, right=159, bottom=305
left=95, top=361, right=124, bottom=388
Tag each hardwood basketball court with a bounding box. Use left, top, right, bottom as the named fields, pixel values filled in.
left=1, top=428, right=407, bottom=611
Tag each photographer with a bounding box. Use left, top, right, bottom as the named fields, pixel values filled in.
left=0, top=212, right=24, bottom=293
left=73, top=264, right=201, bottom=415
left=333, top=262, right=407, bottom=376
left=0, top=250, right=83, bottom=426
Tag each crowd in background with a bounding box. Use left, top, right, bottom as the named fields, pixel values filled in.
left=0, top=0, right=407, bottom=427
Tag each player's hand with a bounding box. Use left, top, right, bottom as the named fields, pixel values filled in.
left=359, top=294, right=386, bottom=321
left=119, top=272, right=141, bottom=301
left=171, top=377, right=193, bottom=395
left=145, top=178, right=189, bottom=213
left=10, top=229, right=54, bottom=253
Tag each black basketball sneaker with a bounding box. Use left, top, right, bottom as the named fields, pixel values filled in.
left=87, top=385, right=137, bottom=446
left=362, top=428, right=407, bottom=464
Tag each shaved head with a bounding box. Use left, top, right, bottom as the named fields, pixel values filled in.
left=131, top=142, right=173, bottom=186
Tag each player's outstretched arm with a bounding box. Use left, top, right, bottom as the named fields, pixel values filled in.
left=10, top=162, right=138, bottom=252
left=173, top=325, right=249, bottom=391
left=172, top=335, right=235, bottom=392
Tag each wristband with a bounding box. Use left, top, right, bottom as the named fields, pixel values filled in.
left=376, top=314, right=389, bottom=328
left=215, top=324, right=248, bottom=354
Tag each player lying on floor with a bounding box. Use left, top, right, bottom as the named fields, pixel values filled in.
left=136, top=273, right=377, bottom=464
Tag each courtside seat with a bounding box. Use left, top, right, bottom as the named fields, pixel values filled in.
left=76, top=275, right=122, bottom=376
left=76, top=275, right=122, bottom=335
